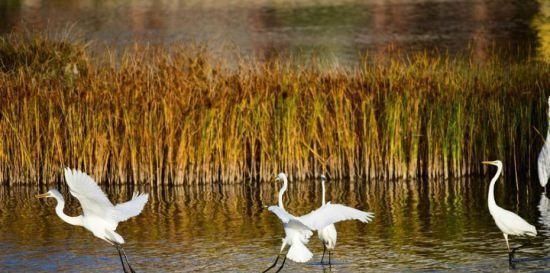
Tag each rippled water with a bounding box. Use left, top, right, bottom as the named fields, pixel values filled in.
left=1, top=177, right=550, bottom=272
left=1, top=0, right=548, bottom=64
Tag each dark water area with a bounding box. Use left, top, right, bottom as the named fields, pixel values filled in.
left=1, top=177, right=550, bottom=272
left=0, top=0, right=548, bottom=65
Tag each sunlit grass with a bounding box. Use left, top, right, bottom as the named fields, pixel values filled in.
left=0, top=32, right=548, bottom=184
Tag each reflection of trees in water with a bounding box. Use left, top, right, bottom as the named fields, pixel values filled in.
left=0, top=0, right=21, bottom=33
left=532, top=0, right=550, bottom=60
left=0, top=178, right=541, bottom=258
left=538, top=193, right=550, bottom=254
left=538, top=194, right=550, bottom=230
left=0, top=1, right=544, bottom=62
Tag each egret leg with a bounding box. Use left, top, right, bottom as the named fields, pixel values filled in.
left=508, top=250, right=517, bottom=269
left=262, top=254, right=281, bottom=273
left=263, top=242, right=287, bottom=273
left=503, top=234, right=515, bottom=267
left=503, top=234, right=510, bottom=252
left=274, top=255, right=287, bottom=273
left=320, top=244, right=326, bottom=264
left=328, top=250, right=332, bottom=266
left=115, top=245, right=129, bottom=273
left=119, top=246, right=136, bottom=273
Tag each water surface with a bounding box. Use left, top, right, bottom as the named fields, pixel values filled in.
left=1, top=0, right=548, bottom=64
left=1, top=177, right=550, bottom=272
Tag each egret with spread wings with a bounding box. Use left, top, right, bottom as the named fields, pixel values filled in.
left=36, top=168, right=148, bottom=273
left=262, top=172, right=314, bottom=273
left=263, top=173, right=374, bottom=272
left=312, top=174, right=374, bottom=265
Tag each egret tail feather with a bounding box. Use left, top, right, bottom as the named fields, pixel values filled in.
left=286, top=241, right=312, bottom=263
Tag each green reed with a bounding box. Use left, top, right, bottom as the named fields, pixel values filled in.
left=0, top=33, right=548, bottom=185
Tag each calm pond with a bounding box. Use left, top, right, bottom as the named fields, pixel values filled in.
left=0, top=0, right=547, bottom=64
left=1, top=177, right=549, bottom=272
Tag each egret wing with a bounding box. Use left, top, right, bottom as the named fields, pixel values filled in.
left=64, top=168, right=114, bottom=218
left=298, top=202, right=374, bottom=231
left=268, top=206, right=312, bottom=232
left=495, top=208, right=537, bottom=237
left=111, top=192, right=149, bottom=222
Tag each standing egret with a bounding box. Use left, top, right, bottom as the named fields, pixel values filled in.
left=538, top=96, right=550, bottom=192
left=36, top=168, right=149, bottom=273
left=482, top=160, right=537, bottom=264
left=264, top=173, right=374, bottom=272
left=317, top=175, right=337, bottom=265
left=308, top=174, right=374, bottom=265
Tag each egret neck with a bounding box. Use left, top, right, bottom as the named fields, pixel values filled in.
left=488, top=162, right=503, bottom=211
left=321, top=179, right=326, bottom=206
left=278, top=176, right=288, bottom=210
left=52, top=194, right=83, bottom=226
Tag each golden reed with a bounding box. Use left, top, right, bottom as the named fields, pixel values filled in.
left=0, top=33, right=548, bottom=185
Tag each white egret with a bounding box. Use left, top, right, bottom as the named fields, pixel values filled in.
left=317, top=175, right=337, bottom=265
left=263, top=173, right=374, bottom=272
left=36, top=168, right=149, bottom=273
left=262, top=173, right=314, bottom=273
left=482, top=160, right=537, bottom=264
left=537, top=96, right=550, bottom=191
left=308, top=174, right=374, bottom=265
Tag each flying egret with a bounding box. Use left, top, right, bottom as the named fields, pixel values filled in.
left=263, top=173, right=374, bottom=272
left=537, top=96, right=550, bottom=191
left=482, top=160, right=537, bottom=264
left=36, top=168, right=149, bottom=273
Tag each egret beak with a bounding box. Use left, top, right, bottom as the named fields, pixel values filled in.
left=482, top=160, right=500, bottom=166
left=35, top=193, right=49, bottom=199
left=275, top=177, right=281, bottom=182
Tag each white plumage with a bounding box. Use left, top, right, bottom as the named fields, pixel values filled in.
left=483, top=161, right=536, bottom=254
left=268, top=206, right=314, bottom=262
left=538, top=96, right=550, bottom=190
left=318, top=224, right=337, bottom=250
left=307, top=175, right=373, bottom=264
left=298, top=202, right=374, bottom=231
left=317, top=175, right=337, bottom=252
left=268, top=206, right=312, bottom=233
left=264, top=173, right=314, bottom=266
left=36, top=168, right=148, bottom=273
left=263, top=172, right=374, bottom=272
left=62, top=168, right=149, bottom=243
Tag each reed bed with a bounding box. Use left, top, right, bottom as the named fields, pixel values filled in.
left=0, top=33, right=548, bottom=185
